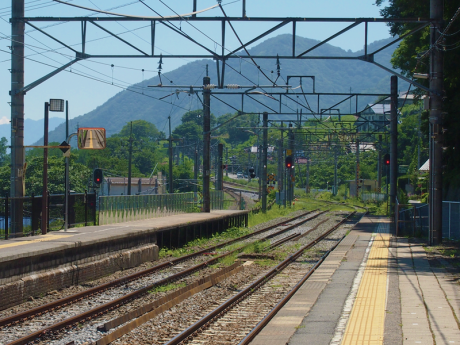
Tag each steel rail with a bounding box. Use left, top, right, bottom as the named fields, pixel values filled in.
left=165, top=211, right=356, bottom=345
left=4, top=210, right=322, bottom=345
left=0, top=210, right=314, bottom=329
left=223, top=181, right=259, bottom=192
left=239, top=236, right=345, bottom=345
left=239, top=212, right=365, bottom=344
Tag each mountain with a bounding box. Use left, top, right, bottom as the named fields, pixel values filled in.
left=0, top=117, right=65, bottom=145
left=42, top=34, right=404, bottom=143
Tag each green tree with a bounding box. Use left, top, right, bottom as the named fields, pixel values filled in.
left=0, top=137, right=8, bottom=166
left=375, top=0, right=460, bottom=188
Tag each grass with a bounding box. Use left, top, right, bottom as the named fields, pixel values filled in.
left=248, top=199, right=312, bottom=227
left=216, top=252, right=239, bottom=266
left=243, top=240, right=271, bottom=254
left=149, top=281, right=187, bottom=293
left=255, top=259, right=277, bottom=266
left=158, top=226, right=252, bottom=259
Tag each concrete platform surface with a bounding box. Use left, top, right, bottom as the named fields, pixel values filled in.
left=250, top=215, right=460, bottom=345
left=0, top=210, right=246, bottom=262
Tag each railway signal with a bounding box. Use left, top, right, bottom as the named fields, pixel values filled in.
left=93, top=168, right=103, bottom=185
left=249, top=167, right=256, bottom=178
left=383, top=153, right=390, bottom=166
left=285, top=156, right=293, bottom=169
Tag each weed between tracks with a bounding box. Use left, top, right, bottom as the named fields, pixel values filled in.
left=243, top=240, right=271, bottom=254
left=158, top=227, right=252, bottom=259
left=149, top=282, right=187, bottom=294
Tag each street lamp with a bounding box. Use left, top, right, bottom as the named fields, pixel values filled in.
left=42, top=99, right=64, bottom=235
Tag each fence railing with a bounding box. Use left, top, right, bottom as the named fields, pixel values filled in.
left=397, top=202, right=460, bottom=240
left=442, top=201, right=460, bottom=240
left=361, top=192, right=387, bottom=202
left=0, top=192, right=97, bottom=240
left=99, top=191, right=224, bottom=225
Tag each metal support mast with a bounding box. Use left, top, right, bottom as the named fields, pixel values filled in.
left=202, top=76, right=211, bottom=212
left=288, top=125, right=295, bottom=205
left=168, top=116, right=173, bottom=194
left=10, top=0, right=25, bottom=235
left=378, top=134, right=382, bottom=191
left=127, top=122, right=133, bottom=195
left=429, top=0, right=444, bottom=245
left=217, top=143, right=223, bottom=191
left=390, top=76, right=398, bottom=226
left=278, top=126, right=284, bottom=206
left=194, top=142, right=198, bottom=198
left=262, top=112, right=268, bottom=212
left=333, top=148, right=338, bottom=196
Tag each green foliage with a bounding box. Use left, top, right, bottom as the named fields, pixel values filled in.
left=376, top=0, right=460, bottom=191
left=243, top=240, right=270, bottom=254
left=158, top=226, right=252, bottom=259
left=0, top=137, right=8, bottom=167
left=149, top=282, right=186, bottom=294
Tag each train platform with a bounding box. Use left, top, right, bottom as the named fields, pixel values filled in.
left=250, top=215, right=460, bottom=345
left=0, top=210, right=247, bottom=310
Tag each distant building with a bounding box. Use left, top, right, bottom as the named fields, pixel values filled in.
left=101, top=172, right=165, bottom=196
left=356, top=92, right=425, bottom=132
left=349, top=179, right=378, bottom=197
left=250, top=146, right=275, bottom=154
left=357, top=103, right=392, bottom=132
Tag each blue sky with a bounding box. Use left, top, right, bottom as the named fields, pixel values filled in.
left=0, top=0, right=392, bottom=125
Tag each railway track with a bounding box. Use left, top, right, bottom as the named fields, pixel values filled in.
left=162, top=211, right=358, bottom=345
left=0, top=209, right=333, bottom=345
left=223, top=180, right=258, bottom=192
left=57, top=210, right=359, bottom=345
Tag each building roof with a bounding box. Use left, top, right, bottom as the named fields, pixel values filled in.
left=362, top=103, right=392, bottom=115
left=419, top=159, right=429, bottom=172
left=250, top=146, right=274, bottom=153
left=107, top=177, right=158, bottom=185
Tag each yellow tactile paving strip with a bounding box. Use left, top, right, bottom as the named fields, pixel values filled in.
left=0, top=234, right=73, bottom=249
left=341, top=233, right=390, bottom=345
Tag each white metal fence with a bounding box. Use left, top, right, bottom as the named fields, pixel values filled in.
left=98, top=191, right=224, bottom=225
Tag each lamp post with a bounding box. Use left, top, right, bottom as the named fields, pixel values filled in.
left=42, top=99, right=64, bottom=235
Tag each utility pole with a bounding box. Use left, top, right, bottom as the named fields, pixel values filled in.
left=127, top=122, right=133, bottom=195
left=390, top=76, right=398, bottom=226
left=168, top=116, right=173, bottom=194
left=217, top=143, right=223, bottom=191
left=262, top=112, right=268, bottom=212
left=202, top=76, right=211, bottom=212
left=429, top=0, right=443, bottom=245
left=10, top=0, right=25, bottom=235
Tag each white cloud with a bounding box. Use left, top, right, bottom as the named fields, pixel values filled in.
left=0, top=116, right=9, bottom=125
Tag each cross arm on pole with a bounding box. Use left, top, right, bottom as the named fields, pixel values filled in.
left=15, top=59, right=79, bottom=95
